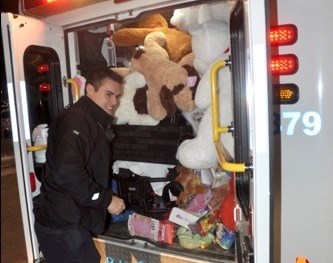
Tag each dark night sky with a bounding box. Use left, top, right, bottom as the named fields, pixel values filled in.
left=1, top=0, right=19, bottom=13
left=1, top=1, right=19, bottom=100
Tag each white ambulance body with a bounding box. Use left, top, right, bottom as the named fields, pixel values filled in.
left=1, top=0, right=332, bottom=262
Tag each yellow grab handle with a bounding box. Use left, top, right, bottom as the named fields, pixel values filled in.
left=66, top=78, right=80, bottom=103
left=215, top=144, right=246, bottom=172
left=211, top=60, right=229, bottom=142
left=210, top=60, right=246, bottom=173
left=27, top=144, right=47, bottom=152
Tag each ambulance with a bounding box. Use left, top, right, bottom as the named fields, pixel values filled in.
left=1, top=0, right=332, bottom=262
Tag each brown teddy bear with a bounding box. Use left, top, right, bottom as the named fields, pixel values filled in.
left=130, top=31, right=198, bottom=120
left=174, top=164, right=207, bottom=207
left=112, top=13, right=192, bottom=63
left=163, top=51, right=200, bottom=117
left=162, top=164, right=207, bottom=209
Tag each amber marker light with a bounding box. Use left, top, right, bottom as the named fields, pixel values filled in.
left=273, top=83, right=299, bottom=104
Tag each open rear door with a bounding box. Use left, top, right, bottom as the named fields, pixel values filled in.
left=229, top=0, right=272, bottom=262
left=1, top=13, right=68, bottom=262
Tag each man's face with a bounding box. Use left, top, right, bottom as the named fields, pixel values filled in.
left=86, top=78, right=122, bottom=116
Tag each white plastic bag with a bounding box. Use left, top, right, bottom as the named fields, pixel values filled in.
left=32, top=124, right=48, bottom=163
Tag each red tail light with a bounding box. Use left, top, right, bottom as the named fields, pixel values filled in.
left=271, top=54, right=298, bottom=75
left=36, top=63, right=50, bottom=73
left=269, top=24, right=298, bottom=46
left=39, top=83, right=51, bottom=92
left=270, top=24, right=299, bottom=104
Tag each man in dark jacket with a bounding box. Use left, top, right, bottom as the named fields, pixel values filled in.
left=33, top=67, right=125, bottom=263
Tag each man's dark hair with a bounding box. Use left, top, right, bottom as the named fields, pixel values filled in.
left=85, top=67, right=123, bottom=92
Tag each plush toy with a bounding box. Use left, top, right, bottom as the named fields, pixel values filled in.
left=174, top=165, right=207, bottom=207
left=177, top=106, right=221, bottom=169
left=166, top=52, right=200, bottom=119
left=170, top=1, right=234, bottom=33
left=130, top=32, right=197, bottom=120
left=112, top=13, right=192, bottom=63
left=171, top=2, right=234, bottom=138
left=190, top=20, right=230, bottom=76
left=162, top=164, right=206, bottom=209
left=110, top=67, right=132, bottom=78
left=173, top=52, right=202, bottom=134
left=114, top=70, right=160, bottom=126
left=176, top=20, right=234, bottom=170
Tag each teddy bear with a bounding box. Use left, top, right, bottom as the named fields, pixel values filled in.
left=112, top=13, right=192, bottom=63
left=176, top=100, right=232, bottom=169
left=170, top=1, right=234, bottom=33
left=174, top=165, right=207, bottom=207
left=130, top=31, right=198, bottom=121
left=114, top=70, right=160, bottom=126
left=160, top=51, right=200, bottom=120
left=162, top=164, right=207, bottom=209
left=176, top=15, right=234, bottom=170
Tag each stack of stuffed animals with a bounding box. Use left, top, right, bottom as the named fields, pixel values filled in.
left=112, top=1, right=235, bottom=170
left=107, top=0, right=238, bottom=250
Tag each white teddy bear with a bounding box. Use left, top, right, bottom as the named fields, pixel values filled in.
left=176, top=53, right=234, bottom=169
left=170, top=1, right=234, bottom=33
left=175, top=11, right=234, bottom=169
left=190, top=20, right=230, bottom=76
left=114, top=71, right=159, bottom=126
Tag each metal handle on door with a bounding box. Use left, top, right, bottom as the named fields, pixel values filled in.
left=65, top=78, right=80, bottom=103
left=27, top=144, right=47, bottom=152
left=210, top=60, right=246, bottom=173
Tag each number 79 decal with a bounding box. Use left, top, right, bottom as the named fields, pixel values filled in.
left=273, top=111, right=322, bottom=136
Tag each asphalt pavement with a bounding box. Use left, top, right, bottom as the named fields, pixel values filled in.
left=1, top=139, right=28, bottom=262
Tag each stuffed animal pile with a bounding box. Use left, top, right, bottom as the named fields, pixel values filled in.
left=110, top=0, right=238, bottom=251
left=130, top=31, right=198, bottom=120
left=113, top=13, right=192, bottom=63
left=112, top=2, right=235, bottom=166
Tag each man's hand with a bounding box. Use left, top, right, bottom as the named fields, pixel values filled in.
left=107, top=195, right=125, bottom=215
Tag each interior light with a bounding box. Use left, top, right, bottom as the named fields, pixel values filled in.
left=273, top=84, right=299, bottom=104
left=271, top=54, right=298, bottom=75
left=269, top=24, right=298, bottom=46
